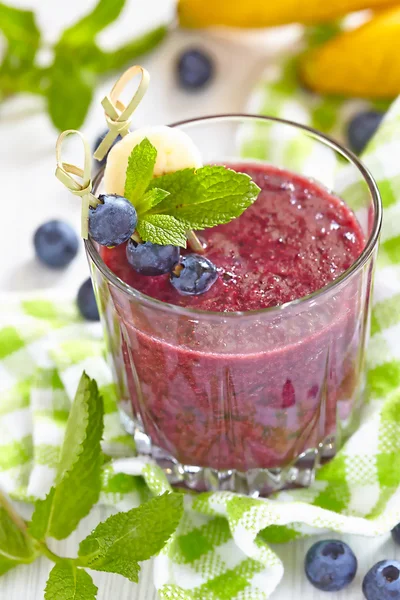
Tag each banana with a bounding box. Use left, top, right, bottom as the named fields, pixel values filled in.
left=178, top=0, right=397, bottom=28
left=300, top=6, right=400, bottom=98
left=104, top=126, right=203, bottom=196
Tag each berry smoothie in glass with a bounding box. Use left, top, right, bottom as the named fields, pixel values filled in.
left=84, top=113, right=381, bottom=496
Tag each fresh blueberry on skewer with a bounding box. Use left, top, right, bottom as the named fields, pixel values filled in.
left=89, top=194, right=137, bottom=247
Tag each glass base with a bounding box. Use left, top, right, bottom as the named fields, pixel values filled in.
left=119, top=403, right=336, bottom=497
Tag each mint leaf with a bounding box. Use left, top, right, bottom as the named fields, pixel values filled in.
left=80, top=554, right=140, bottom=584
left=0, top=2, right=40, bottom=66
left=47, top=53, right=95, bottom=130
left=88, top=26, right=167, bottom=74
left=45, top=561, right=97, bottom=600
left=30, top=373, right=104, bottom=540
left=136, top=188, right=169, bottom=215
left=124, top=138, right=157, bottom=204
left=0, top=499, right=37, bottom=575
left=28, top=487, right=55, bottom=542
left=0, top=62, right=45, bottom=98
left=137, top=214, right=187, bottom=247
left=78, top=492, right=183, bottom=582
left=60, top=0, right=125, bottom=46
left=147, top=166, right=261, bottom=229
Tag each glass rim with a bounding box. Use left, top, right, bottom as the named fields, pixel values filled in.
left=85, top=113, right=382, bottom=319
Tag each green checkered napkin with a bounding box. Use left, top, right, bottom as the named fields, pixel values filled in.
left=1, top=92, right=400, bottom=600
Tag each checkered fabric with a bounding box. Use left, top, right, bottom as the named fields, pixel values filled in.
left=1, top=86, right=400, bottom=600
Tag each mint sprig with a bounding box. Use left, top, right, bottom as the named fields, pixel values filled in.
left=125, top=137, right=158, bottom=203
left=45, top=561, right=98, bottom=600
left=0, top=371, right=183, bottom=598
left=78, top=492, right=183, bottom=582
left=0, top=496, right=38, bottom=575
left=124, top=139, right=261, bottom=247
left=0, top=0, right=167, bottom=130
left=30, top=374, right=104, bottom=540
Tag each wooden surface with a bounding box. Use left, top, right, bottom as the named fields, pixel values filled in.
left=1, top=505, right=399, bottom=599
left=2, top=1, right=398, bottom=598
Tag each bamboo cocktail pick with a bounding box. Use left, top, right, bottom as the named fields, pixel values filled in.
left=56, top=64, right=204, bottom=253
left=55, top=129, right=99, bottom=239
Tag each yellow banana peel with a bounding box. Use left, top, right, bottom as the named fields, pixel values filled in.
left=300, top=6, right=400, bottom=98
left=178, top=0, right=398, bottom=28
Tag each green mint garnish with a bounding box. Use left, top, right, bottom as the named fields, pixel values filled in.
left=136, top=214, right=188, bottom=247
left=0, top=496, right=37, bottom=575
left=0, top=0, right=167, bottom=131
left=124, top=137, right=158, bottom=203
left=78, top=492, right=183, bottom=582
left=135, top=187, right=169, bottom=214
left=124, top=138, right=261, bottom=247
left=0, top=370, right=183, bottom=598
left=30, top=373, right=104, bottom=541
left=45, top=561, right=98, bottom=600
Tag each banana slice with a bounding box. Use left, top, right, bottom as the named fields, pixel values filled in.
left=104, top=125, right=203, bottom=196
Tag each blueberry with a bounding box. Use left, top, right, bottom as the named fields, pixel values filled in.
left=77, top=278, right=99, bottom=321
left=392, top=523, right=400, bottom=545
left=177, top=49, right=214, bottom=90
left=34, top=220, right=79, bottom=268
left=93, top=130, right=122, bottom=170
left=170, top=254, right=218, bottom=295
left=89, top=194, right=137, bottom=247
left=347, top=110, right=384, bottom=154
left=363, top=560, right=400, bottom=599
left=304, top=540, right=357, bottom=592
left=126, top=240, right=180, bottom=276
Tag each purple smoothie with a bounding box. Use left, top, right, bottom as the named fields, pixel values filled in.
left=99, top=164, right=367, bottom=471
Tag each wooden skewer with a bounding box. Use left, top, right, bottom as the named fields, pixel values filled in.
left=186, top=230, right=205, bottom=254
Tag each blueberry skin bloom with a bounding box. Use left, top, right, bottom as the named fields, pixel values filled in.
left=363, top=560, right=400, bottom=600
left=391, top=523, right=400, bottom=545
left=77, top=278, right=99, bottom=322
left=89, top=194, right=137, bottom=247
left=304, top=540, right=357, bottom=592
left=347, top=110, right=384, bottom=154
left=177, top=49, right=214, bottom=90
left=34, top=220, right=79, bottom=268
left=126, top=240, right=180, bottom=276
left=170, top=254, right=218, bottom=296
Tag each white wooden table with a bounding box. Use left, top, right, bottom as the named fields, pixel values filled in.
left=1, top=1, right=398, bottom=598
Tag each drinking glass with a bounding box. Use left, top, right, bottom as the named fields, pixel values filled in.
left=85, top=115, right=381, bottom=496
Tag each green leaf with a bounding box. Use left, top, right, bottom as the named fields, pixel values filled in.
left=86, top=26, right=168, bottom=74
left=0, top=64, right=45, bottom=99
left=78, top=492, right=183, bottom=582
left=305, top=22, right=343, bottom=48
left=0, top=499, right=37, bottom=576
left=136, top=188, right=169, bottom=216
left=147, top=166, right=261, bottom=229
left=44, top=561, right=97, bottom=600
left=124, top=138, right=157, bottom=204
left=29, top=373, right=104, bottom=540
left=137, top=214, right=188, bottom=247
left=46, top=54, right=95, bottom=130
left=28, top=487, right=55, bottom=542
left=60, top=0, right=126, bottom=46
left=0, top=2, right=40, bottom=65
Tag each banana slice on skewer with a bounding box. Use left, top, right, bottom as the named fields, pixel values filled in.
left=104, top=125, right=203, bottom=196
